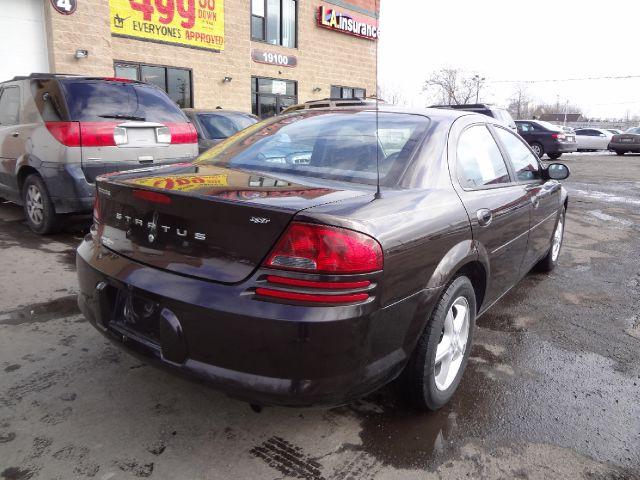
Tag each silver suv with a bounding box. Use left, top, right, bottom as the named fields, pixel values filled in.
left=0, top=74, right=198, bottom=234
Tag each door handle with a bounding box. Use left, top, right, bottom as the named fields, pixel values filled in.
left=477, top=209, right=493, bottom=227
left=11, top=132, right=19, bottom=138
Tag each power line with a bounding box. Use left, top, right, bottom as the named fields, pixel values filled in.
left=488, top=74, right=640, bottom=84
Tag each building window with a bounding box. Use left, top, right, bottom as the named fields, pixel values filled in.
left=252, top=77, right=297, bottom=119
left=251, top=0, right=297, bottom=48
left=114, top=62, right=193, bottom=108
left=331, top=85, right=366, bottom=99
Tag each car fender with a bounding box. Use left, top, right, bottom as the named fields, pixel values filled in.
left=425, top=239, right=490, bottom=290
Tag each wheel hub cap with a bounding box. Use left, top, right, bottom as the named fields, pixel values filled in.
left=434, top=296, right=470, bottom=391
left=26, top=185, right=44, bottom=225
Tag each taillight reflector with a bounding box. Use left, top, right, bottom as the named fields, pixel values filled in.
left=166, top=123, right=198, bottom=144
left=46, top=122, right=81, bottom=147
left=266, top=275, right=370, bottom=290
left=264, top=223, right=383, bottom=274
left=256, top=288, right=369, bottom=304
left=133, top=189, right=172, bottom=205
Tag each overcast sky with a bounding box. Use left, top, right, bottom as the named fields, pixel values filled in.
left=378, top=0, right=640, bottom=119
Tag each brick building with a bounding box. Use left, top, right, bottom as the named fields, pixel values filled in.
left=1, top=0, right=378, bottom=118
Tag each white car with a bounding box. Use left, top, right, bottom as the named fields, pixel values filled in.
left=574, top=128, right=613, bottom=151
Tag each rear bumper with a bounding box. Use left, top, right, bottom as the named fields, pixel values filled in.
left=548, top=141, right=577, bottom=154
left=608, top=141, right=640, bottom=152
left=76, top=235, right=438, bottom=407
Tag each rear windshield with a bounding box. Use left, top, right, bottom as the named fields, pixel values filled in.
left=625, top=127, right=640, bottom=134
left=60, top=80, right=187, bottom=122
left=196, top=111, right=430, bottom=187
left=197, top=113, right=258, bottom=139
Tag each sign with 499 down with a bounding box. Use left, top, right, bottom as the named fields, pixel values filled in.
left=109, top=0, right=225, bottom=51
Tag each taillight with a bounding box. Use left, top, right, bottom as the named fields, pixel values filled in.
left=46, top=122, right=81, bottom=147
left=263, top=223, right=383, bottom=274
left=255, top=288, right=369, bottom=304
left=551, top=133, right=566, bottom=141
left=80, top=122, right=120, bottom=147
left=45, top=121, right=121, bottom=147
left=166, top=123, right=198, bottom=144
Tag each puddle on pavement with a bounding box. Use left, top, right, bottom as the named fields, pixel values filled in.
left=347, top=330, right=640, bottom=472
left=341, top=358, right=496, bottom=470
left=0, top=295, right=80, bottom=326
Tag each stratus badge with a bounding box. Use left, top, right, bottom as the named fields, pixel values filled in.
left=250, top=217, right=271, bottom=224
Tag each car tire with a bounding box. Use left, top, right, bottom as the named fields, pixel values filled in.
left=536, top=209, right=566, bottom=273
left=22, top=174, right=61, bottom=235
left=548, top=153, right=562, bottom=160
left=615, top=151, right=626, bottom=156
left=531, top=142, right=544, bottom=158
left=402, top=276, right=476, bottom=411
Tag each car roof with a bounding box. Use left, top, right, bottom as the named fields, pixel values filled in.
left=278, top=105, right=493, bottom=129
left=1, top=73, right=156, bottom=87
left=183, top=109, right=257, bottom=117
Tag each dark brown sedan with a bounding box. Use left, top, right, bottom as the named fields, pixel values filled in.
left=76, top=107, right=570, bottom=410
left=609, top=126, right=640, bottom=155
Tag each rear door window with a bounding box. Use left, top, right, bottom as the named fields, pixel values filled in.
left=60, top=80, right=188, bottom=123
left=457, top=125, right=511, bottom=188
left=0, top=87, right=21, bottom=125
left=494, top=127, right=542, bottom=182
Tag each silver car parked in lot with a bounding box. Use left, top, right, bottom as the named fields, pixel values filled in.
left=0, top=74, right=198, bottom=234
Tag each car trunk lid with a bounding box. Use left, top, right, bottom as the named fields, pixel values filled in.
left=95, top=165, right=371, bottom=283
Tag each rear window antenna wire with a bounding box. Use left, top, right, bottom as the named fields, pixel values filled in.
left=374, top=0, right=382, bottom=200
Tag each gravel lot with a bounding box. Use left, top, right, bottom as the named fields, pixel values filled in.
left=1, top=153, right=639, bottom=480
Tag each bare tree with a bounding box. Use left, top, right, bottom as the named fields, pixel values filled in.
left=422, top=69, right=478, bottom=105
left=378, top=82, right=406, bottom=106
left=507, top=84, right=531, bottom=120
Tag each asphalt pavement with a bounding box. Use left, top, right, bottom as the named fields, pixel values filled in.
left=0, top=153, right=638, bottom=480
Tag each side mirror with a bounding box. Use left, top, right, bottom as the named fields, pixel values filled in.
left=546, top=163, right=570, bottom=180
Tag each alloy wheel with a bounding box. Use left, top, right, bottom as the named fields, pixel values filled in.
left=26, top=185, right=44, bottom=226
left=551, top=216, right=564, bottom=262
left=532, top=144, right=542, bottom=157
left=434, top=296, right=470, bottom=391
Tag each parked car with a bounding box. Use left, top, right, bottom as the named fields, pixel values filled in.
left=555, top=125, right=575, bottom=134
left=430, top=103, right=517, bottom=130
left=77, top=106, right=570, bottom=410
left=0, top=73, right=198, bottom=234
left=606, top=129, right=623, bottom=135
left=574, top=128, right=613, bottom=151
left=281, top=97, right=383, bottom=115
left=609, top=126, right=640, bottom=155
left=515, top=120, right=577, bottom=159
left=183, top=109, right=259, bottom=154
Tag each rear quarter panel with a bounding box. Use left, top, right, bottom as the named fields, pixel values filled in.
left=296, top=187, right=472, bottom=307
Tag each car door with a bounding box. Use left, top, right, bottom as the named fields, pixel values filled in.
left=575, top=129, right=590, bottom=150
left=516, top=122, right=534, bottom=144
left=493, top=126, right=562, bottom=269
left=594, top=129, right=611, bottom=150
left=451, top=123, right=531, bottom=305
left=0, top=85, right=23, bottom=194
